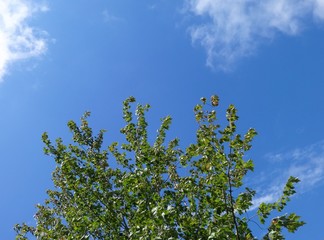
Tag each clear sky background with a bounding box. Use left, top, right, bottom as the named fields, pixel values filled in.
left=0, top=0, right=324, bottom=239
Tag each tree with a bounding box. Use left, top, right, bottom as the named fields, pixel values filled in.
left=15, top=96, right=304, bottom=239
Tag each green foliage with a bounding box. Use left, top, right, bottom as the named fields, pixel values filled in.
left=15, top=96, right=304, bottom=239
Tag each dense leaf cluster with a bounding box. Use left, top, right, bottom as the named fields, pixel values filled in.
left=15, top=96, right=304, bottom=239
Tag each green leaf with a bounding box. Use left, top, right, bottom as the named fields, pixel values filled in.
left=15, top=96, right=304, bottom=239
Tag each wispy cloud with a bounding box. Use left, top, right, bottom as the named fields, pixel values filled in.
left=0, top=0, right=48, bottom=81
left=184, top=0, right=324, bottom=70
left=251, top=141, right=324, bottom=208
left=102, top=9, right=124, bottom=24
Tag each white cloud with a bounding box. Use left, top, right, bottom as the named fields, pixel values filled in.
left=102, top=9, right=123, bottom=24
left=185, top=0, right=324, bottom=70
left=314, top=0, right=324, bottom=19
left=0, top=0, right=48, bottom=81
left=251, top=141, right=324, bottom=208
left=251, top=187, right=282, bottom=210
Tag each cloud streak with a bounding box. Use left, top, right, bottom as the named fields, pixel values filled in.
left=0, top=0, right=48, bottom=81
left=102, top=9, right=124, bottom=24
left=251, top=141, right=324, bottom=208
left=185, top=0, right=324, bottom=70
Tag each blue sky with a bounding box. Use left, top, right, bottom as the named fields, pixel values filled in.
left=0, top=0, right=324, bottom=238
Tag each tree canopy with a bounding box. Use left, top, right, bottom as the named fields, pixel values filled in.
left=15, top=96, right=305, bottom=239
